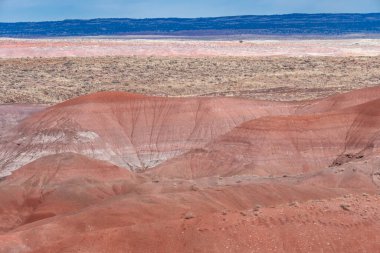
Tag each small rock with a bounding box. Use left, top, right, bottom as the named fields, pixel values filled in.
left=191, top=185, right=200, bottom=191
left=184, top=212, right=195, bottom=220
left=340, top=204, right=351, bottom=211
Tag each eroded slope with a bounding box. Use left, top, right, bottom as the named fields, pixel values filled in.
left=0, top=92, right=297, bottom=176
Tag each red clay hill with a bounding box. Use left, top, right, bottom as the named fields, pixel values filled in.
left=0, top=87, right=380, bottom=252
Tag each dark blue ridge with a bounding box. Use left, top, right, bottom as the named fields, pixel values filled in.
left=1, top=13, right=380, bottom=38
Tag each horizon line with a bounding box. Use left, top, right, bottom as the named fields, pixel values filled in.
left=1, top=12, right=380, bottom=24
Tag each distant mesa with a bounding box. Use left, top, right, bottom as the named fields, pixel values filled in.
left=1, top=13, right=380, bottom=37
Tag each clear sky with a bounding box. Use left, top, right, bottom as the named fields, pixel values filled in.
left=1, top=0, right=380, bottom=22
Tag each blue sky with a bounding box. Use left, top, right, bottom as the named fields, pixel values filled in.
left=1, top=0, right=380, bottom=22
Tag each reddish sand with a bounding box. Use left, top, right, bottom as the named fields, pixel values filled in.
left=0, top=87, right=380, bottom=252
left=1, top=38, right=380, bottom=58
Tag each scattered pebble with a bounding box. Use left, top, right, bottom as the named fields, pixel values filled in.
left=340, top=204, right=351, bottom=211
left=184, top=212, right=195, bottom=219
left=191, top=185, right=200, bottom=191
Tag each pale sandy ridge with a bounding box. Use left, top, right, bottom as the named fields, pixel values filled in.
left=1, top=38, right=380, bottom=58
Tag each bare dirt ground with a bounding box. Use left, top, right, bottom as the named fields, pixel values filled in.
left=1, top=56, right=380, bottom=104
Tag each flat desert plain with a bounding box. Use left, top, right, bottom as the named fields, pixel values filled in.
left=1, top=38, right=380, bottom=104
left=0, top=38, right=380, bottom=253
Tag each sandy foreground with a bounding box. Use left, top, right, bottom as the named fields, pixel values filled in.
left=1, top=38, right=380, bottom=58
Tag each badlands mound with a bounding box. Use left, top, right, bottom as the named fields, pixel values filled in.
left=0, top=87, right=380, bottom=252
left=0, top=153, right=136, bottom=232
left=0, top=91, right=299, bottom=176
left=152, top=98, right=380, bottom=179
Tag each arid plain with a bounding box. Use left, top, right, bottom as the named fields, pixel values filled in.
left=0, top=39, right=380, bottom=252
